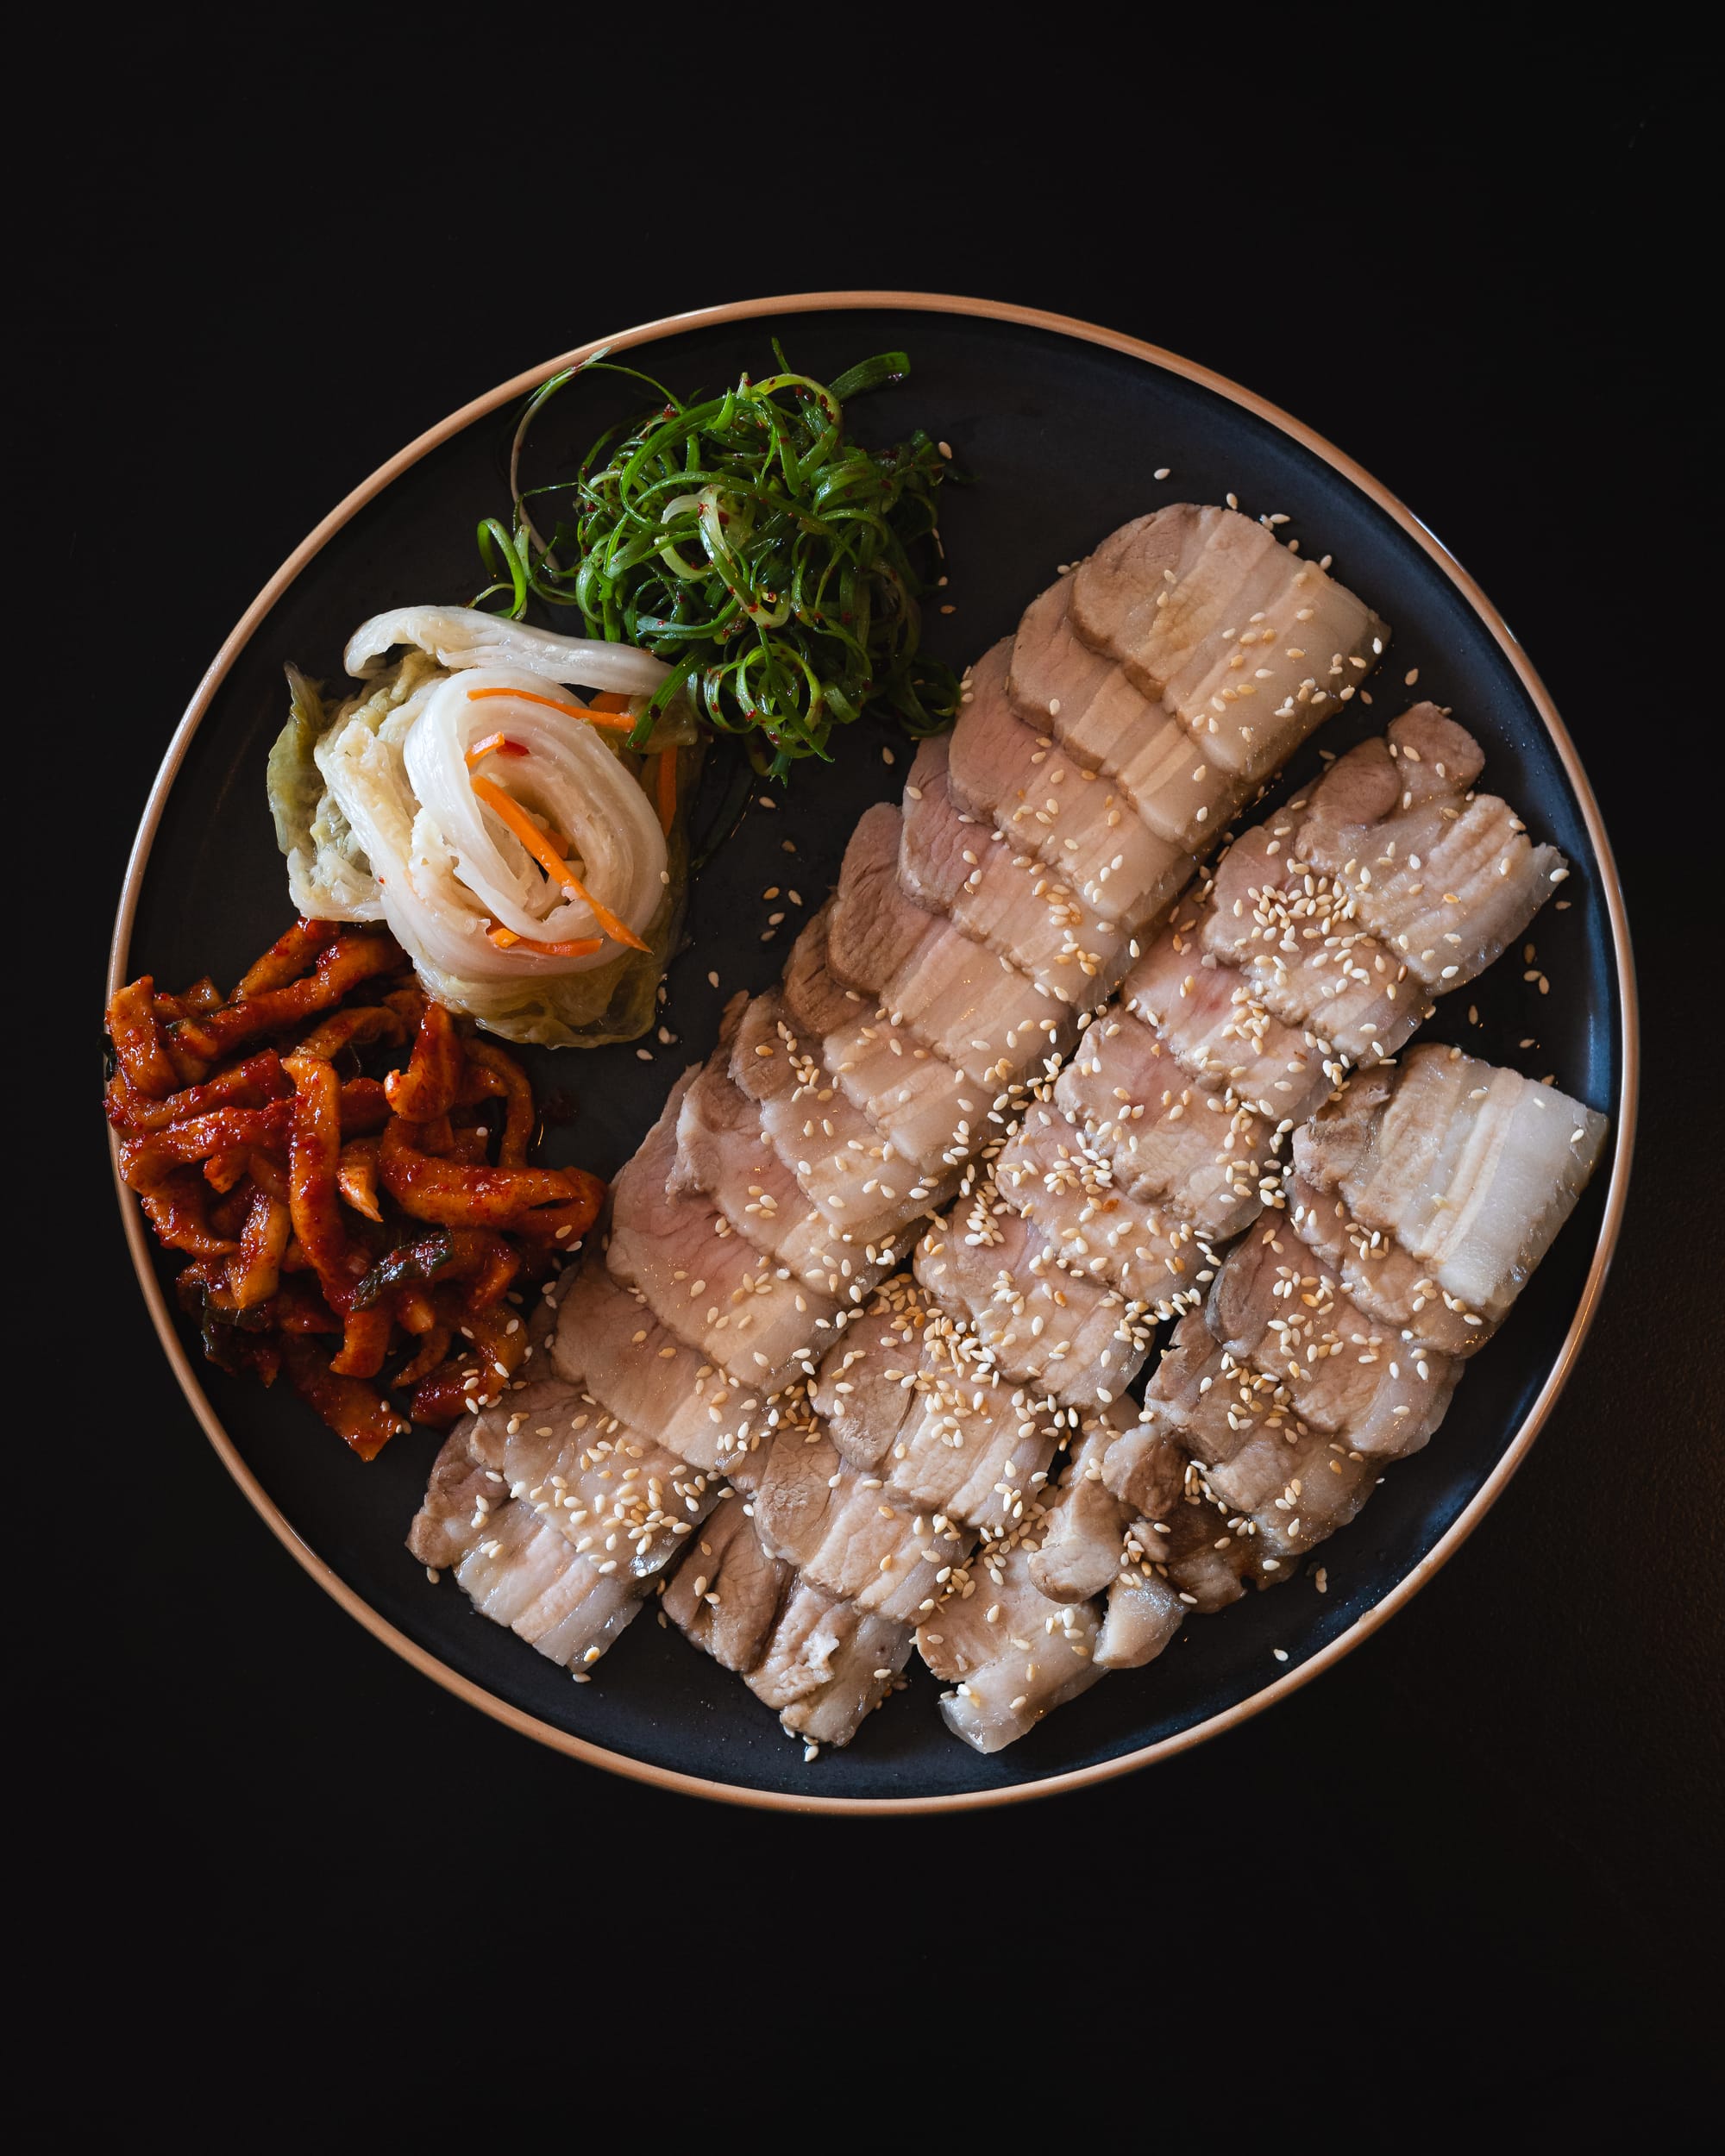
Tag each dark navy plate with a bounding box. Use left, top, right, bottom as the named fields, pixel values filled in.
left=110, top=296, right=1634, bottom=1810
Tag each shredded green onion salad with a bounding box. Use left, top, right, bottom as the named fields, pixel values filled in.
left=474, top=345, right=961, bottom=780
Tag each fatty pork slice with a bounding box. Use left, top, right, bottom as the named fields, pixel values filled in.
left=1233, top=1426, right=1380, bottom=1573
left=1207, top=1221, right=1460, bottom=1459
left=745, top=1578, right=913, bottom=1748
left=947, top=640, right=1195, bottom=927
left=809, top=1285, right=932, bottom=1469
left=1138, top=1306, right=1301, bottom=1469
left=1009, top=573, right=1241, bottom=849
left=1095, top=1565, right=1187, bottom=1670
left=731, top=991, right=945, bottom=1244
left=1304, top=1043, right=1609, bottom=1325
left=900, top=736, right=1133, bottom=1002
left=671, top=1056, right=908, bottom=1306
left=408, top=1429, right=505, bottom=1571
left=1099, top=1401, right=1189, bottom=1522
left=995, top=1097, right=1213, bottom=1312
left=462, top=1376, right=717, bottom=1583
left=888, top=1361, right=1065, bottom=1540
left=750, top=1420, right=973, bottom=1624
left=824, top=1011, right=998, bottom=1186
left=553, top=1260, right=776, bottom=1476
left=1286, top=1169, right=1490, bottom=1358
left=828, top=804, right=1076, bottom=1084
left=452, top=1501, right=643, bottom=1670
left=1054, top=1008, right=1276, bottom=1240
left=1069, top=504, right=1388, bottom=780
left=1204, top=824, right=1427, bottom=1064
left=914, top=1203, right=1155, bottom=1409
left=1123, top=904, right=1338, bottom=1122
left=1026, top=1411, right=1136, bottom=1605
left=918, top=1542, right=1104, bottom=1753
left=607, top=1072, right=837, bottom=1395
left=1296, top=704, right=1565, bottom=990
left=662, top=1489, right=792, bottom=1672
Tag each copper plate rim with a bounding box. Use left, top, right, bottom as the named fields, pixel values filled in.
left=108, top=290, right=1640, bottom=1814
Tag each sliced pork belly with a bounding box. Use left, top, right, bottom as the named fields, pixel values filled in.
left=1026, top=1415, right=1135, bottom=1604
left=1296, top=705, right=1564, bottom=990
left=744, top=1582, right=913, bottom=1748
left=408, top=1430, right=504, bottom=1570
left=1235, top=1427, right=1379, bottom=1570
left=1009, top=573, right=1239, bottom=849
left=900, top=736, right=1132, bottom=1001
left=1286, top=1170, right=1490, bottom=1357
left=1123, top=907, right=1337, bottom=1122
left=1160, top=1495, right=1263, bottom=1611
left=1206, top=1223, right=1460, bottom=1459
left=671, top=1057, right=906, bottom=1302
left=948, top=642, right=1194, bottom=927
left=1053, top=1009, right=1275, bottom=1238
left=750, top=1422, right=974, bottom=1625
left=660, top=1493, right=791, bottom=1673
left=731, top=991, right=944, bottom=1242
left=1205, top=824, right=1426, bottom=1064
left=828, top=805, right=1075, bottom=1084
left=914, top=1205, right=1153, bottom=1408
left=452, top=1501, right=643, bottom=1669
left=918, top=1543, right=1104, bottom=1753
left=995, top=1097, right=1212, bottom=1310
left=1069, top=504, right=1386, bottom=780
left=1099, top=1405, right=1189, bottom=1520
left=554, top=1261, right=778, bottom=1475
left=809, top=1291, right=932, bottom=1468
left=607, top=1075, right=836, bottom=1395
left=824, top=1009, right=993, bottom=1182
left=1138, top=1307, right=1299, bottom=1467
left=1300, top=1044, right=1609, bottom=1324
left=1095, top=1567, right=1186, bottom=1670
left=463, top=1376, right=717, bottom=1579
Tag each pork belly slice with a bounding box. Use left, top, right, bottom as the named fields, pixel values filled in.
left=452, top=1500, right=644, bottom=1669
left=1205, top=824, right=1427, bottom=1064
left=462, top=1376, right=718, bottom=1582
left=1160, top=1495, right=1262, bottom=1611
left=1026, top=1413, right=1136, bottom=1605
left=1099, top=1403, right=1189, bottom=1521
left=554, top=1260, right=783, bottom=1475
left=809, top=1288, right=932, bottom=1469
left=671, top=1057, right=909, bottom=1305
left=607, top=1073, right=837, bottom=1395
left=1009, top=573, right=1240, bottom=849
left=824, top=1010, right=998, bottom=1183
left=1286, top=1170, right=1489, bottom=1357
left=828, top=804, right=1076, bottom=1086
left=900, top=736, right=1133, bottom=1001
left=1095, top=1567, right=1186, bottom=1670
left=1138, top=1307, right=1301, bottom=1468
left=1296, top=705, right=1564, bottom=990
left=1206, top=1221, right=1460, bottom=1459
left=408, top=1430, right=505, bottom=1570
left=660, top=1491, right=791, bottom=1673
left=1221, top=1425, right=1379, bottom=1570
left=948, top=642, right=1195, bottom=927
left=914, top=1204, right=1154, bottom=1409
left=750, top=1421, right=975, bottom=1625
left=731, top=991, right=945, bottom=1243
left=1298, top=1044, right=1609, bottom=1325
left=918, top=1543, right=1104, bottom=1753
left=1053, top=1009, right=1276, bottom=1240
left=995, top=1097, right=1213, bottom=1310
left=1070, top=504, right=1387, bottom=780
left=744, top=1579, right=913, bottom=1748
left=1123, top=906, right=1338, bottom=1122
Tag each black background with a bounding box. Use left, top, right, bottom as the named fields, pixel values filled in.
left=37, top=22, right=1716, bottom=2132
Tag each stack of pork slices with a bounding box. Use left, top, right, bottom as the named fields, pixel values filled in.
left=407, top=503, right=1396, bottom=1740
left=908, top=706, right=1606, bottom=1750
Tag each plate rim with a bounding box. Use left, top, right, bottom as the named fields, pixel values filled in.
left=107, top=289, right=1640, bottom=1814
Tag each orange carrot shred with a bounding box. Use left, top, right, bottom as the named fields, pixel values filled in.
left=655, top=749, right=677, bottom=835
left=468, top=773, right=649, bottom=952
left=464, top=730, right=529, bottom=768
left=485, top=927, right=605, bottom=957
left=465, top=686, right=635, bottom=731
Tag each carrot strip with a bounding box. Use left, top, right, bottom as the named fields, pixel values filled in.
left=655, top=749, right=676, bottom=835
left=468, top=773, right=649, bottom=952
left=463, top=730, right=530, bottom=768
left=485, top=926, right=604, bottom=958
left=465, top=686, right=635, bottom=731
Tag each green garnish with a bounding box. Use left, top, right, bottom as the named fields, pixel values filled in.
left=473, top=345, right=961, bottom=780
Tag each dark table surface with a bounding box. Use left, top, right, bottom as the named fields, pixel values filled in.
left=43, top=28, right=1715, bottom=2128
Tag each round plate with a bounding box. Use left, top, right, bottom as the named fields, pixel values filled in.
left=110, top=292, right=1636, bottom=1811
